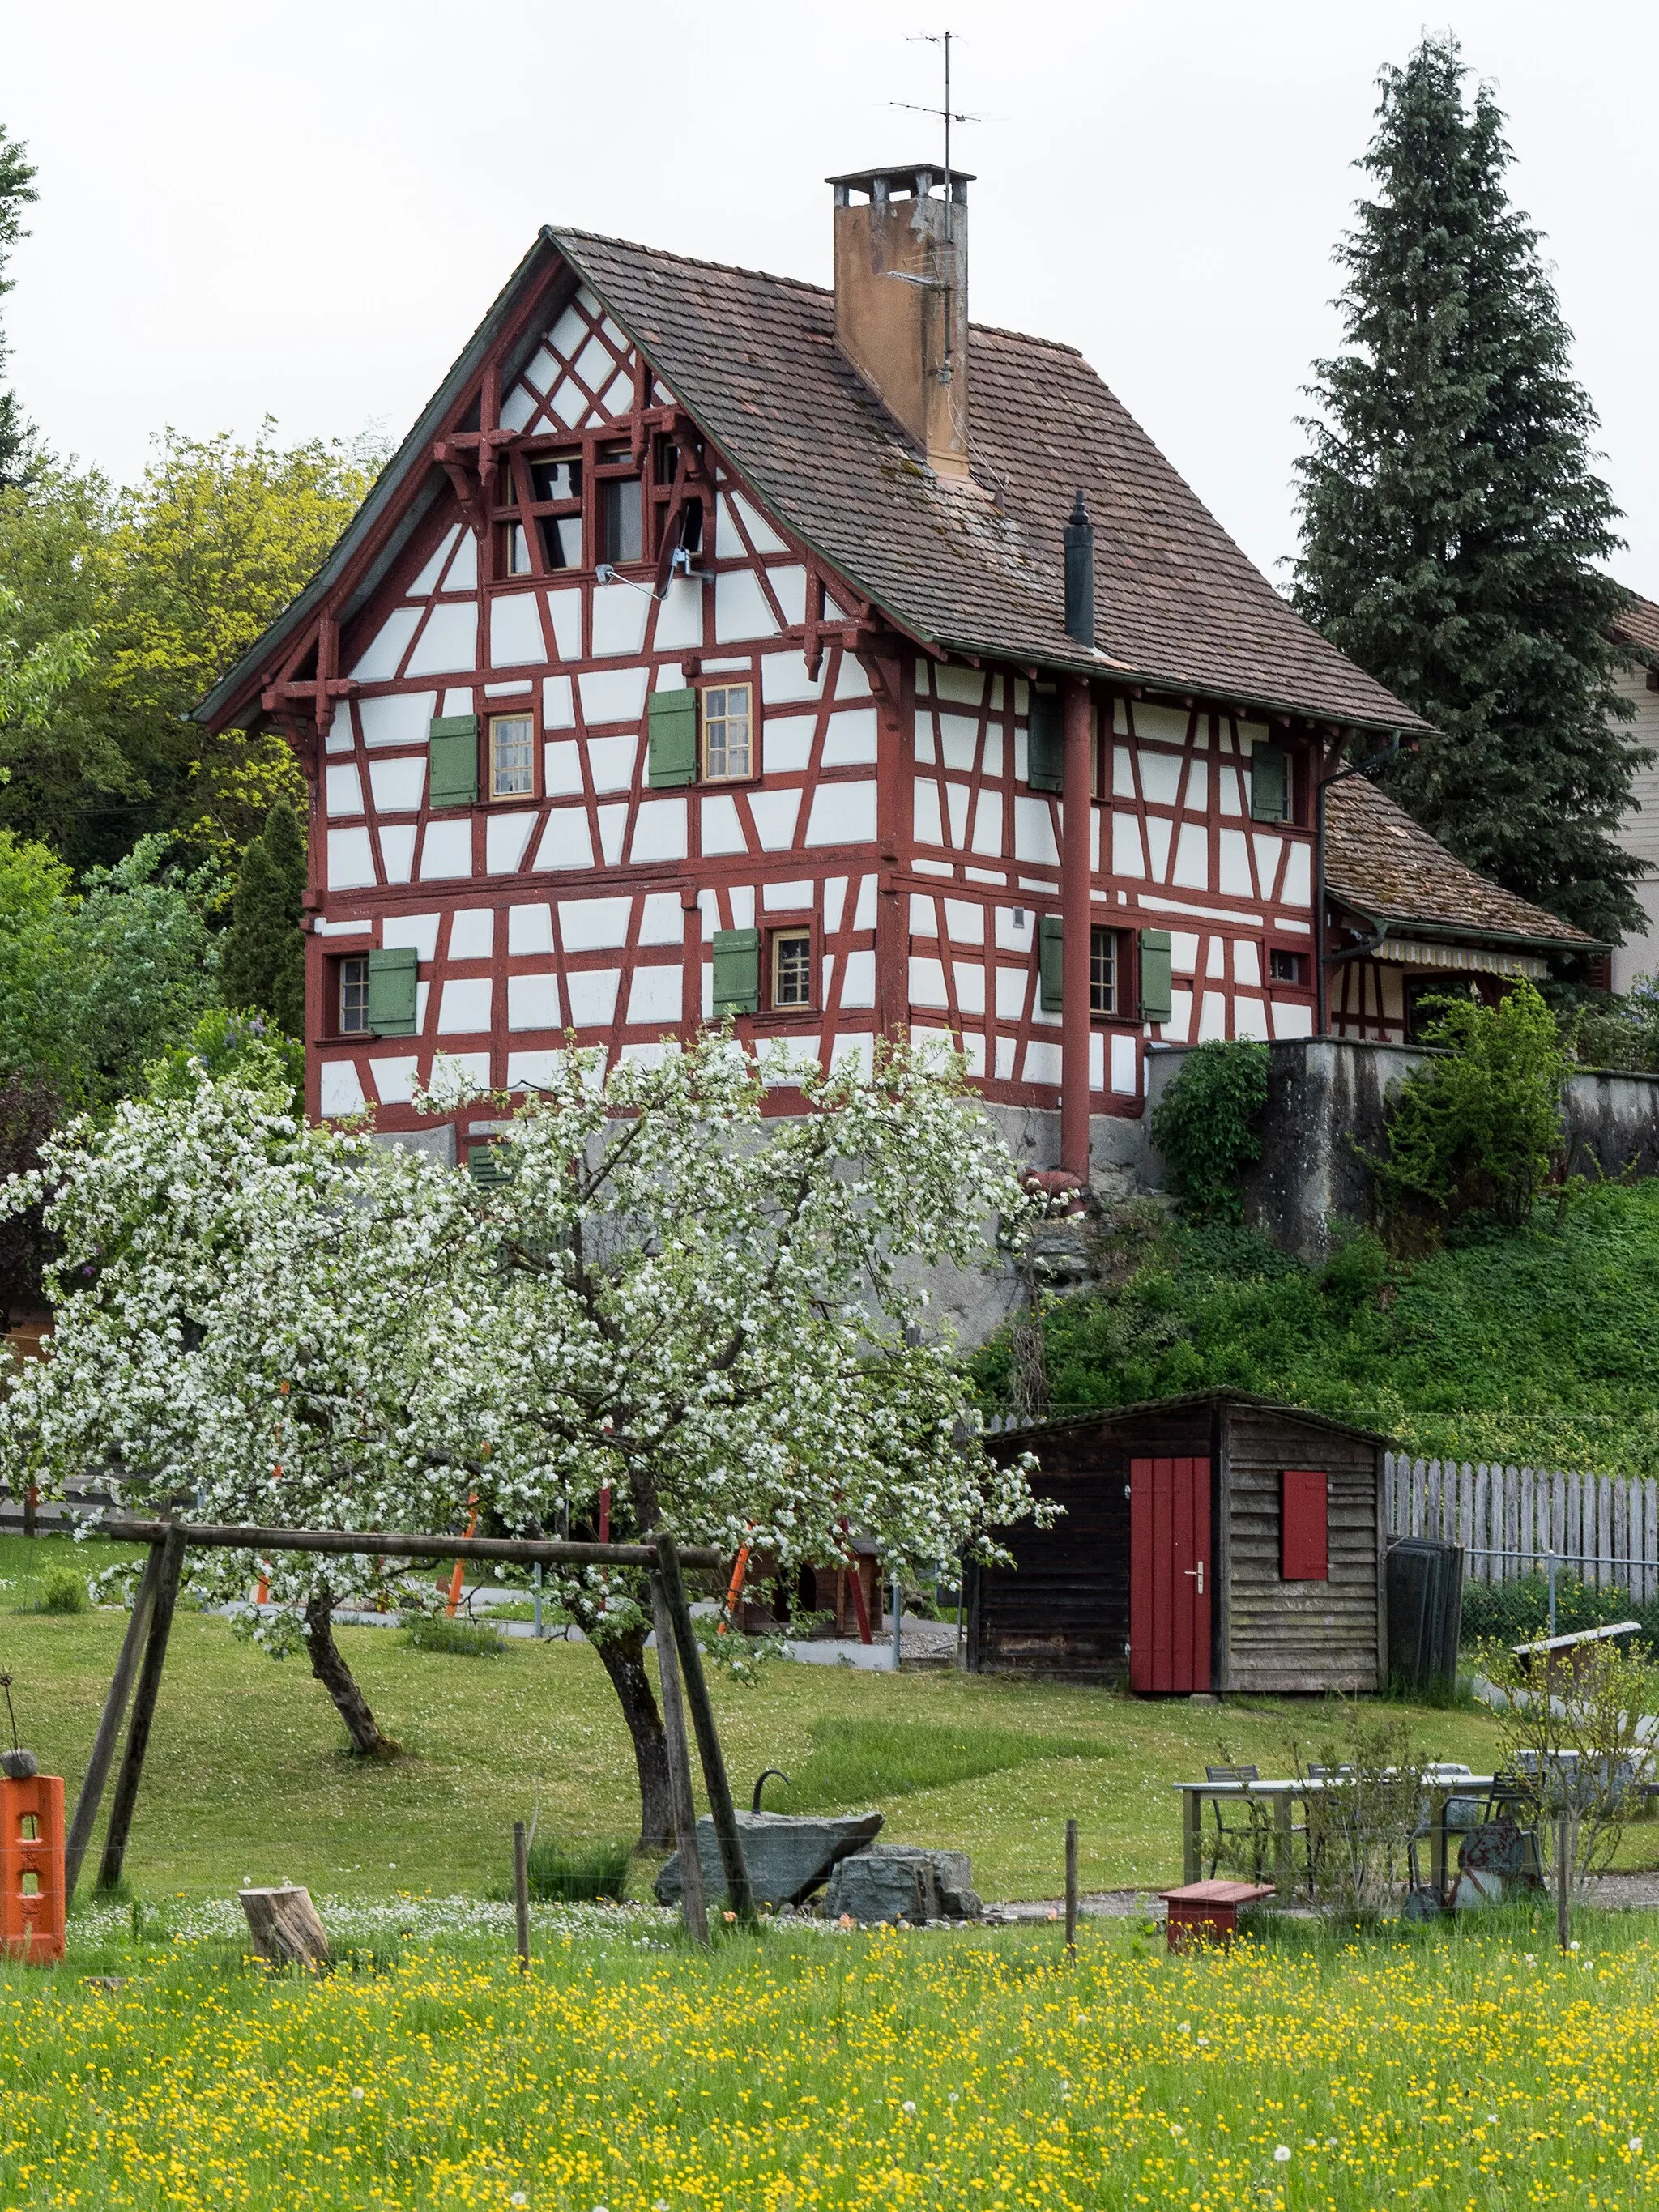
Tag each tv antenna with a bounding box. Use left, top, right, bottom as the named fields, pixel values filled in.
left=891, top=29, right=983, bottom=202
left=889, top=31, right=983, bottom=382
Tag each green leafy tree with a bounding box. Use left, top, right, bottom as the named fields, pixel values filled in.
left=1293, top=36, right=1648, bottom=947
left=1367, top=980, right=1569, bottom=1234
left=0, top=830, right=221, bottom=1110
left=220, top=800, right=307, bottom=1035
left=0, top=123, right=37, bottom=486
left=0, top=426, right=382, bottom=872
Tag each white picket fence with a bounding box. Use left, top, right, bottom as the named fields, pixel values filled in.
left=1384, top=1454, right=1659, bottom=1601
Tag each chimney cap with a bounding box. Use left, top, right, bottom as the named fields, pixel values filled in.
left=827, top=163, right=975, bottom=203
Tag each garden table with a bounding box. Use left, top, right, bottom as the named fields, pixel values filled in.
left=1173, top=1773, right=1497, bottom=1898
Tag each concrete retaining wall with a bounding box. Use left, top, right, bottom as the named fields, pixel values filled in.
left=1146, top=1039, right=1659, bottom=1262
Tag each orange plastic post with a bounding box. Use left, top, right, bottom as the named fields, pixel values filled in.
left=2, top=1771, right=66, bottom=1964
left=717, top=1542, right=752, bottom=1637
left=444, top=1502, right=479, bottom=1617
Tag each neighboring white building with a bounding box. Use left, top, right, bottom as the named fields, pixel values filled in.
left=1610, top=591, right=1659, bottom=994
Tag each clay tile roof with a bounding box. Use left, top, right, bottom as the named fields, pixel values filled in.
left=550, top=228, right=1427, bottom=734
left=1324, top=776, right=1600, bottom=948
left=1611, top=588, right=1659, bottom=660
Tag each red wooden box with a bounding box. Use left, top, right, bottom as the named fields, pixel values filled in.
left=1158, top=1877, right=1274, bottom=1950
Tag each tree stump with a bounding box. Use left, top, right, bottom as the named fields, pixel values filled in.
left=239, top=1886, right=331, bottom=1969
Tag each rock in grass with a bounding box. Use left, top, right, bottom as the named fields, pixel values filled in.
left=654, top=1809, right=883, bottom=1909
left=825, top=1845, right=982, bottom=1924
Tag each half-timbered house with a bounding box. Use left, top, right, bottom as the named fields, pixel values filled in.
left=200, top=167, right=1559, bottom=1178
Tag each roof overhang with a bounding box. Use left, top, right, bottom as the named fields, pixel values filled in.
left=1327, top=893, right=1605, bottom=962
left=194, top=235, right=569, bottom=731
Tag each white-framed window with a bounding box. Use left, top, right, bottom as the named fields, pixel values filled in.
left=490, top=714, right=535, bottom=799
left=702, top=682, right=753, bottom=782
left=339, top=955, right=370, bottom=1034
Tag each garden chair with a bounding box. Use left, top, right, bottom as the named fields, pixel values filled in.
left=1203, top=1764, right=1270, bottom=1880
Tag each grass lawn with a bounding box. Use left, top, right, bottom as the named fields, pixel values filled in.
left=5, top=1906, right=1659, bottom=2210
left=0, top=1532, right=1542, bottom=1904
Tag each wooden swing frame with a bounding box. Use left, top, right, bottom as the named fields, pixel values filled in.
left=65, top=1516, right=750, bottom=1939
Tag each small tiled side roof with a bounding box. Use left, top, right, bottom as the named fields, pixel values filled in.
left=1325, top=776, right=1599, bottom=948
left=552, top=228, right=1427, bottom=734
left=1611, top=589, right=1659, bottom=660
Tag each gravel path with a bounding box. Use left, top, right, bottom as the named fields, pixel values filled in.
left=985, top=1870, right=1659, bottom=1920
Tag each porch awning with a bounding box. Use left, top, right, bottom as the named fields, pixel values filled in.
left=1375, top=938, right=1550, bottom=982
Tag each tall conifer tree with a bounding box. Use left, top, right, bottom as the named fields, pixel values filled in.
left=1293, top=36, right=1648, bottom=948
left=0, top=125, right=37, bottom=486
left=220, top=800, right=306, bottom=1035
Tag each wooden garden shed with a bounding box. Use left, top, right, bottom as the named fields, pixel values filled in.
left=967, top=1392, right=1388, bottom=1694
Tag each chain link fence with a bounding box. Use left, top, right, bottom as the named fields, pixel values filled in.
left=1460, top=1549, right=1659, bottom=1652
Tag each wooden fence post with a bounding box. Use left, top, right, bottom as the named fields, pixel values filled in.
left=1556, top=1813, right=1572, bottom=1954
left=96, top=1527, right=186, bottom=1891
left=650, top=1572, right=709, bottom=1946
left=652, top=1529, right=755, bottom=1927
left=1064, top=1818, right=1078, bottom=1956
left=513, top=1820, right=530, bottom=1972
left=64, top=1542, right=166, bottom=1900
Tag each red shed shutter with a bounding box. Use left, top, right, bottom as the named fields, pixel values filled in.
left=1281, top=1470, right=1328, bottom=1580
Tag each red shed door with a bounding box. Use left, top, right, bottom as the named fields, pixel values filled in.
left=1130, top=1457, right=1212, bottom=1693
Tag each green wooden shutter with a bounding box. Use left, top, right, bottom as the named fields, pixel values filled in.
left=467, top=1143, right=511, bottom=1189
left=429, top=714, right=480, bottom=808
left=366, top=946, right=418, bottom=1036
left=1138, top=928, right=1173, bottom=1024
left=711, top=927, right=761, bottom=1016
left=1038, top=914, right=1064, bottom=1012
left=647, top=688, right=698, bottom=787
left=1249, top=742, right=1290, bottom=823
left=1028, top=689, right=1064, bottom=793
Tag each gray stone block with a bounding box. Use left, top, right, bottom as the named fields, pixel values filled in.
left=654, top=1809, right=883, bottom=1909
left=824, top=1844, right=982, bottom=1924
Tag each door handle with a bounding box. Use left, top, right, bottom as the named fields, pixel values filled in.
left=1184, top=1562, right=1205, bottom=1595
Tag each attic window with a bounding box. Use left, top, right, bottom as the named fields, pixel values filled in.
left=530, top=458, right=581, bottom=503
left=599, top=475, right=642, bottom=565
left=539, top=517, right=582, bottom=569
left=501, top=522, right=533, bottom=577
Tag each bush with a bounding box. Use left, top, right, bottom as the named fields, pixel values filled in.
left=524, top=1837, right=632, bottom=1903
left=1368, top=981, right=1568, bottom=1236
left=401, top=1614, right=504, bottom=1657
left=1149, top=1040, right=1269, bottom=1221
left=1569, top=974, right=1659, bottom=1075
left=35, top=1565, right=88, bottom=1614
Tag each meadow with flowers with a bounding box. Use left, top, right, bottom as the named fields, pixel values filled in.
left=6, top=1903, right=1659, bottom=2210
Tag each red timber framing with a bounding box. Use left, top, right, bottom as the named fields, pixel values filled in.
left=207, top=244, right=1328, bottom=1154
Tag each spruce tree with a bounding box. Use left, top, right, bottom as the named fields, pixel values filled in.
left=1293, top=36, right=1648, bottom=948
left=220, top=801, right=307, bottom=1036
left=0, top=125, right=38, bottom=486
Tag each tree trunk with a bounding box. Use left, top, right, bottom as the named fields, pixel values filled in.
left=303, top=1592, right=402, bottom=1759
left=593, top=1622, right=674, bottom=1851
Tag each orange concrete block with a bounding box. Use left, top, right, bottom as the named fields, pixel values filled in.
left=2, top=1773, right=66, bottom=1964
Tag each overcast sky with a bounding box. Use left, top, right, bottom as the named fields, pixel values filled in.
left=7, top=1, right=1658, bottom=596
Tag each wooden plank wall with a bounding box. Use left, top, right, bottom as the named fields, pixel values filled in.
left=977, top=1405, right=1213, bottom=1675
left=1225, top=1406, right=1383, bottom=1694
left=1385, top=1455, right=1659, bottom=1600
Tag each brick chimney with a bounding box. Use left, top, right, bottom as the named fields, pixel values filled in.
left=828, top=164, right=971, bottom=480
